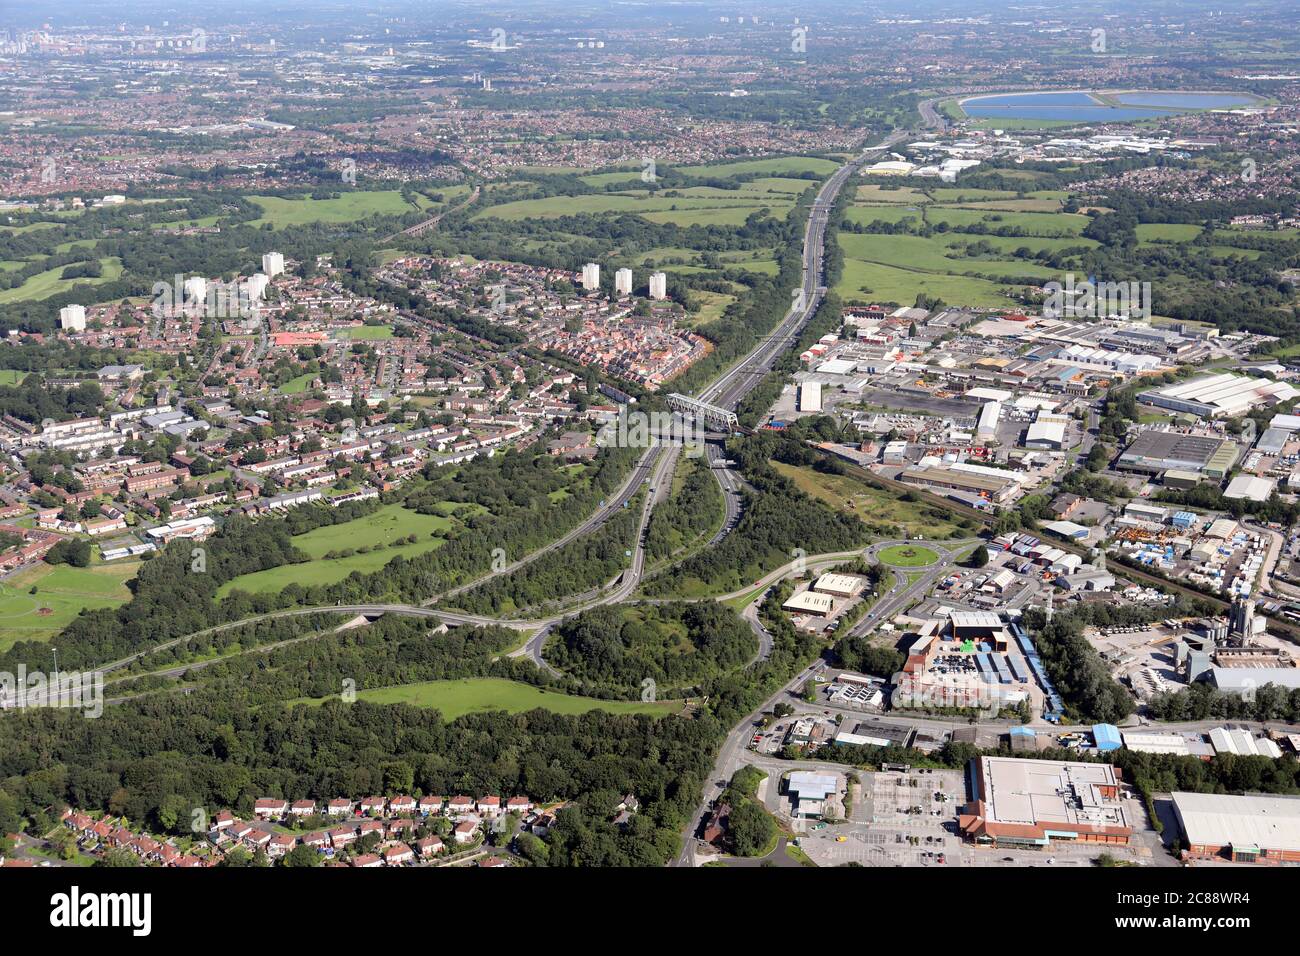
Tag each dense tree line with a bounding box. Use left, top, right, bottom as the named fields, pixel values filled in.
left=832, top=635, right=904, bottom=678
left=0, top=375, right=105, bottom=424
left=643, top=431, right=867, bottom=596
left=1153, top=484, right=1300, bottom=526
left=449, top=501, right=641, bottom=615
left=1019, top=600, right=1217, bottom=724
left=0, top=570, right=834, bottom=866
left=719, top=765, right=778, bottom=856
left=1148, top=679, right=1300, bottom=724
left=644, top=458, right=724, bottom=560
left=1019, top=607, right=1136, bottom=724
left=547, top=602, right=757, bottom=698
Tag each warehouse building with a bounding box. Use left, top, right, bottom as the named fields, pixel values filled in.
left=782, top=590, right=834, bottom=617
left=1224, top=474, right=1276, bottom=502
left=899, top=464, right=1018, bottom=504
left=1255, top=427, right=1290, bottom=456
left=1023, top=414, right=1067, bottom=450
left=1172, top=791, right=1300, bottom=863
left=1092, top=723, right=1122, bottom=752
left=812, top=572, right=865, bottom=598
left=1121, top=732, right=1192, bottom=757
left=959, top=756, right=1132, bottom=847
left=1208, top=727, right=1284, bottom=758
left=1209, top=666, right=1300, bottom=694
left=1043, top=519, right=1089, bottom=540
left=798, top=381, right=823, bottom=413
left=1116, top=431, right=1239, bottom=478
left=1271, top=412, right=1300, bottom=432
left=786, top=771, right=841, bottom=819
left=947, top=610, right=1014, bottom=651
left=1138, top=373, right=1298, bottom=420
left=976, top=401, right=1001, bottom=441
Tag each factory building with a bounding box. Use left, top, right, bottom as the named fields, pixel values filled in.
left=798, top=381, right=823, bottom=413
left=1173, top=791, right=1300, bottom=864
left=782, top=591, right=834, bottom=617
left=812, top=573, right=865, bottom=598
left=976, top=401, right=1000, bottom=441
left=1224, top=474, right=1276, bottom=502
left=1116, top=431, right=1239, bottom=478
left=899, top=464, right=1018, bottom=504
left=1023, top=413, right=1067, bottom=450
left=1138, top=373, right=1298, bottom=420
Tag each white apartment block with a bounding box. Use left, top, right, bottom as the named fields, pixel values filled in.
left=59, top=304, right=86, bottom=331
left=648, top=272, right=667, bottom=300
left=614, top=268, right=633, bottom=297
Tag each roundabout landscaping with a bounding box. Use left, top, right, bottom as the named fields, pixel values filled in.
left=876, top=544, right=941, bottom=568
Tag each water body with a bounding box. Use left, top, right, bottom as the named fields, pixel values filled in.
left=1110, top=92, right=1256, bottom=109
left=960, top=90, right=1256, bottom=122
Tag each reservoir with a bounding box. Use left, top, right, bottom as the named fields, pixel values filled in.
left=960, top=90, right=1257, bottom=122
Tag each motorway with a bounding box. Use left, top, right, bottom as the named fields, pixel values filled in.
left=102, top=448, right=683, bottom=683
left=428, top=444, right=665, bottom=605
left=95, top=115, right=957, bottom=729
left=700, top=132, right=909, bottom=414
left=692, top=125, right=920, bottom=543
left=99, top=130, right=909, bottom=679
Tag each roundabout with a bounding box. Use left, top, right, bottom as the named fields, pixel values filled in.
left=876, top=544, right=941, bottom=568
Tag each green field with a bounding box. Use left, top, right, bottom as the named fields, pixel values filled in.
left=877, top=544, right=940, bottom=567
left=0, top=562, right=140, bottom=650
left=923, top=207, right=1088, bottom=235
left=834, top=191, right=1098, bottom=308
left=771, top=461, right=969, bottom=539
left=277, top=373, right=317, bottom=395
left=855, top=185, right=927, bottom=203
left=248, top=190, right=431, bottom=227
left=687, top=290, right=737, bottom=327
left=0, top=221, right=60, bottom=235
left=744, top=176, right=819, bottom=195
left=1136, top=223, right=1203, bottom=243
left=0, top=257, right=124, bottom=305
left=838, top=233, right=1059, bottom=281
left=844, top=204, right=926, bottom=226
left=476, top=192, right=791, bottom=222
left=643, top=205, right=789, bottom=227
left=579, top=169, right=642, bottom=188
left=340, top=324, right=394, bottom=340
left=674, top=156, right=839, bottom=178
left=153, top=215, right=221, bottom=231
left=835, top=256, right=1020, bottom=308
left=0, top=370, right=27, bottom=385
left=295, top=677, right=679, bottom=718
left=219, top=504, right=455, bottom=596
